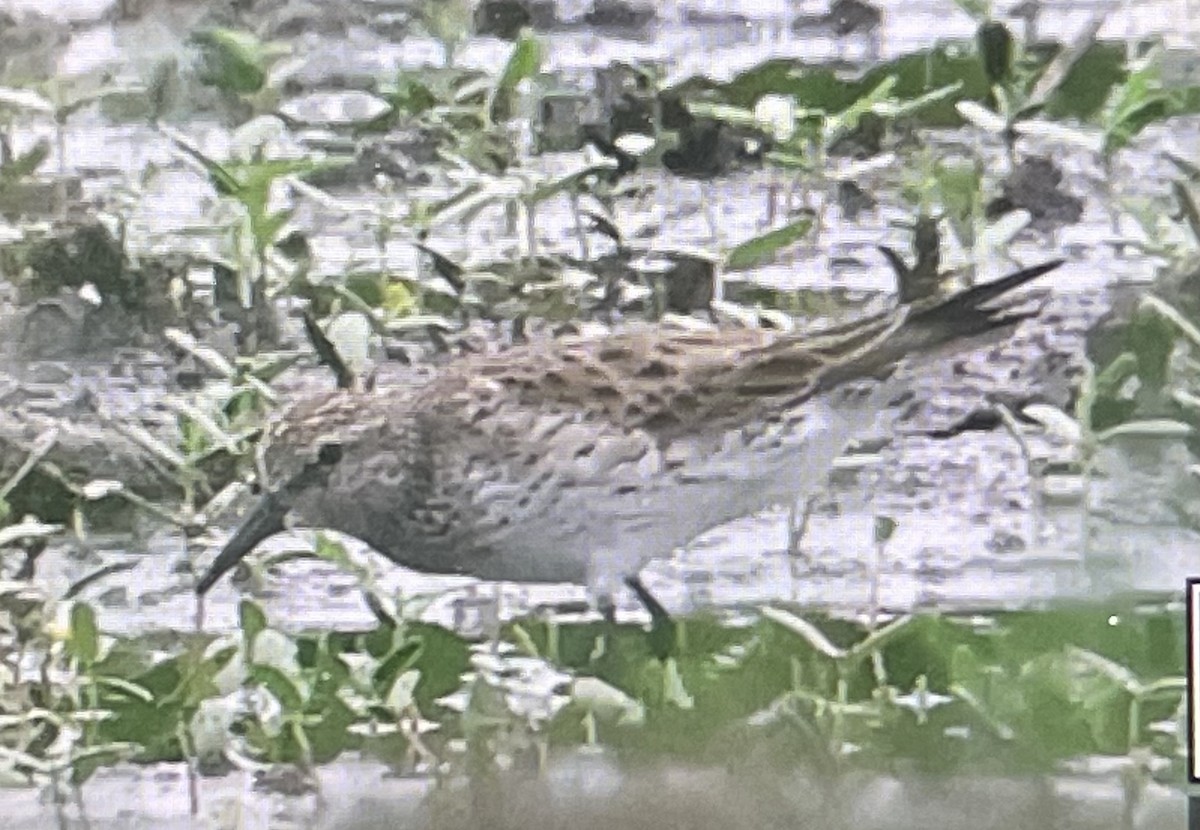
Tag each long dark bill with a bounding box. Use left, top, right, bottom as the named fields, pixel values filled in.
left=814, top=258, right=1064, bottom=391
left=195, top=491, right=290, bottom=595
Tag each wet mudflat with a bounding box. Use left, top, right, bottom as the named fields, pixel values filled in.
left=2, top=0, right=1199, bottom=827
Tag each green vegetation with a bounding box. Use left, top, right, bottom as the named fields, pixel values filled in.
left=0, top=5, right=1198, bottom=825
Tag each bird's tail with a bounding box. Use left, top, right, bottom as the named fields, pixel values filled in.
left=814, top=258, right=1064, bottom=391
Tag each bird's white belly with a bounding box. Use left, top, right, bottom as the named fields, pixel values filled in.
left=470, top=380, right=899, bottom=589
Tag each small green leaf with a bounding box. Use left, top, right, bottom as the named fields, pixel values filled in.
left=1141, top=294, right=1200, bottom=349
left=1100, top=50, right=1179, bottom=158
left=873, top=515, right=897, bottom=544
left=0, top=138, right=51, bottom=184
left=1066, top=646, right=1141, bottom=696
left=93, top=676, right=155, bottom=703
left=845, top=614, right=917, bottom=663
left=761, top=606, right=846, bottom=659
left=1014, top=120, right=1104, bottom=153
left=373, top=639, right=424, bottom=694
left=1103, top=98, right=1170, bottom=157
left=313, top=533, right=371, bottom=582
left=660, top=658, right=695, bottom=710
left=724, top=216, right=814, bottom=271
left=240, top=600, right=268, bottom=648
left=248, top=664, right=304, bottom=712
left=385, top=669, right=421, bottom=712
left=873, top=82, right=963, bottom=120
left=507, top=623, right=541, bottom=657
left=252, top=628, right=301, bottom=674
left=1023, top=403, right=1084, bottom=445
left=190, top=28, right=289, bottom=95
left=825, top=76, right=898, bottom=146
left=1125, top=305, right=1176, bottom=391
left=956, top=100, right=1007, bottom=133
left=382, top=282, right=417, bottom=316
left=529, top=161, right=620, bottom=204
left=415, top=0, right=473, bottom=54
left=977, top=20, right=1014, bottom=87
left=1092, top=351, right=1138, bottom=401
left=572, top=677, right=646, bottom=724
left=951, top=0, right=990, bottom=20
left=491, top=30, right=542, bottom=123
left=68, top=602, right=100, bottom=667
left=1095, top=419, right=1191, bottom=443
left=387, top=73, right=438, bottom=116
left=933, top=159, right=983, bottom=240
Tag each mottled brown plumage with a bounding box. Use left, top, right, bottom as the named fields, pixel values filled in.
left=196, top=259, right=1062, bottom=602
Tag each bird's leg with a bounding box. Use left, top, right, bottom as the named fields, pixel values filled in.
left=788, top=493, right=819, bottom=561
left=587, top=561, right=677, bottom=659
left=449, top=584, right=505, bottom=645
left=588, top=546, right=673, bottom=623
left=623, top=575, right=670, bottom=623
left=623, top=575, right=676, bottom=662
left=587, top=553, right=640, bottom=623
left=787, top=493, right=819, bottom=603
left=485, top=583, right=503, bottom=653
left=596, top=592, right=618, bottom=625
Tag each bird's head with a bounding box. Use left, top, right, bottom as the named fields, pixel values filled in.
left=195, top=394, right=388, bottom=595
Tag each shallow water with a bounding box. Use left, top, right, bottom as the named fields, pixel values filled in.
left=4, top=0, right=1200, bottom=826
left=3, top=754, right=1188, bottom=830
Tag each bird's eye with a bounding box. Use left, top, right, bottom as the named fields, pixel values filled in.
left=317, top=443, right=343, bottom=465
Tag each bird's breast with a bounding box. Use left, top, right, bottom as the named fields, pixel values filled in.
left=292, top=375, right=905, bottom=585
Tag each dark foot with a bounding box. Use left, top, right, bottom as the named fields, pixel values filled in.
left=623, top=576, right=676, bottom=662
left=597, top=593, right=618, bottom=625
left=623, top=575, right=670, bottom=622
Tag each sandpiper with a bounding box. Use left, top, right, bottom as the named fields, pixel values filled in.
left=195, top=258, right=1063, bottom=609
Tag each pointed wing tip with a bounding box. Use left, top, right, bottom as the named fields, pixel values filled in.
left=950, top=257, right=1066, bottom=314
left=994, top=257, right=1066, bottom=289
left=1025, top=258, right=1066, bottom=278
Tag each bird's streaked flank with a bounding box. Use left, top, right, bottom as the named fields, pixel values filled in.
left=196, top=258, right=1064, bottom=609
